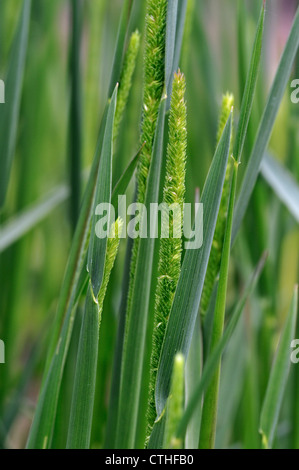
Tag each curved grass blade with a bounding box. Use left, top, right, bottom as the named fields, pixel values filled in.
left=233, top=6, right=299, bottom=241
left=87, top=85, right=118, bottom=297
left=44, top=104, right=109, bottom=375
left=116, top=97, right=167, bottom=449
left=26, top=87, right=118, bottom=449
left=66, top=286, right=99, bottom=449
left=199, top=161, right=238, bottom=449
left=165, top=0, right=178, bottom=94
left=67, top=219, right=122, bottom=449
left=185, top=315, right=202, bottom=449
left=0, top=0, right=31, bottom=206
left=259, top=285, right=298, bottom=449
left=172, top=0, right=188, bottom=74
left=108, top=0, right=134, bottom=97
left=261, top=153, right=299, bottom=223
left=155, top=113, right=232, bottom=418
left=233, top=2, right=265, bottom=163
left=175, top=253, right=267, bottom=440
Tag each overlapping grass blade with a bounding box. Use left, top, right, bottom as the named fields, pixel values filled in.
left=116, top=97, right=167, bottom=449
left=185, top=315, right=202, bottom=449
left=175, top=253, right=267, bottom=440
left=233, top=6, right=299, bottom=241
left=259, top=285, right=298, bottom=449
left=261, top=153, right=299, bottom=223
left=233, top=2, right=265, bottom=163
left=165, top=0, right=178, bottom=94
left=87, top=86, right=118, bottom=297
left=155, top=113, right=232, bottom=418
left=199, top=161, right=238, bottom=449
left=172, top=0, right=188, bottom=74
left=66, top=88, right=118, bottom=448
left=0, top=0, right=31, bottom=206
left=108, top=0, right=134, bottom=97
left=26, top=88, right=118, bottom=449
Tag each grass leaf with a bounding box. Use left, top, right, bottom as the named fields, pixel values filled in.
left=233, top=2, right=265, bottom=162
left=199, top=160, right=238, bottom=449
left=26, top=89, right=117, bottom=449
left=233, top=6, right=299, bottom=241
left=175, top=253, right=267, bottom=440
left=116, top=97, right=167, bottom=449
left=155, top=113, right=232, bottom=418
left=259, top=285, right=298, bottom=449
left=87, top=85, right=118, bottom=297
left=0, top=0, right=31, bottom=206
left=261, top=153, right=299, bottom=223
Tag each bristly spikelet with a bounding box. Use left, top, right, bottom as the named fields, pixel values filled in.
left=145, top=71, right=187, bottom=443
left=113, top=31, right=140, bottom=144
left=125, top=0, right=167, bottom=332
left=200, top=93, right=234, bottom=320
left=138, top=0, right=168, bottom=203
left=97, top=218, right=123, bottom=316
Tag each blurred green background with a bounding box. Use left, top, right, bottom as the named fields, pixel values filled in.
left=0, top=0, right=298, bottom=448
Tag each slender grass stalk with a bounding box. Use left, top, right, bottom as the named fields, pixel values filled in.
left=200, top=93, right=234, bottom=321
left=181, top=0, right=195, bottom=72
left=260, top=285, right=298, bottom=449
left=164, top=353, right=185, bottom=449
left=84, top=0, right=107, bottom=163
left=176, top=253, right=267, bottom=441
left=146, top=70, right=187, bottom=443
left=113, top=30, right=141, bottom=144
left=199, top=159, right=238, bottom=449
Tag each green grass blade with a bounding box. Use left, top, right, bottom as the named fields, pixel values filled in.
left=261, top=153, right=299, bottom=223
left=185, top=316, right=202, bottom=449
left=87, top=85, right=118, bottom=297
left=116, top=97, right=166, bottom=449
left=233, top=6, right=299, bottom=241
left=108, top=0, right=134, bottom=96
left=0, top=186, right=69, bottom=253
left=0, top=0, right=31, bottom=206
left=26, top=91, right=117, bottom=449
left=172, top=0, right=187, bottom=73
left=104, top=233, right=134, bottom=449
left=44, top=104, right=109, bottom=375
left=165, top=0, right=178, bottom=94
left=233, top=2, right=265, bottom=163
left=66, top=286, right=99, bottom=449
left=155, top=113, right=232, bottom=418
left=111, top=144, right=142, bottom=216
left=259, top=285, right=298, bottom=449
left=199, top=160, right=238, bottom=449
left=175, top=253, right=267, bottom=440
